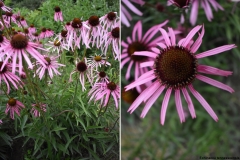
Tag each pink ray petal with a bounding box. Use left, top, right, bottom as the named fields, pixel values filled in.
left=161, top=88, right=172, bottom=125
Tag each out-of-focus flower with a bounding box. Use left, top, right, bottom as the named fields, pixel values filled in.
left=35, top=55, right=65, bottom=79
left=54, top=6, right=63, bottom=22
left=169, top=0, right=190, bottom=8
left=0, top=0, right=12, bottom=12
left=28, top=24, right=36, bottom=34
left=31, top=103, right=47, bottom=117
left=0, top=119, right=2, bottom=124
left=0, top=61, right=23, bottom=93
left=121, top=0, right=145, bottom=27
left=121, top=20, right=168, bottom=92
left=125, top=25, right=236, bottom=125
left=5, top=98, right=25, bottom=119
left=88, top=81, right=120, bottom=109
left=190, top=0, right=224, bottom=26
left=0, top=34, right=47, bottom=75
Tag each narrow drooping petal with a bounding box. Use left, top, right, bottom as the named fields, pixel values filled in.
left=161, top=88, right=172, bottom=125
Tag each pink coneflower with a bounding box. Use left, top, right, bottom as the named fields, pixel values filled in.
left=28, top=24, right=36, bottom=34
left=69, top=61, right=92, bottom=91
left=20, top=16, right=28, bottom=27
left=88, top=81, right=120, bottom=109
left=35, top=55, right=65, bottom=79
left=46, top=39, right=68, bottom=55
left=39, top=28, right=54, bottom=39
left=121, top=20, right=168, bottom=92
left=86, top=54, right=111, bottom=74
left=5, top=98, right=25, bottom=119
left=0, top=61, right=23, bottom=93
left=0, top=34, right=47, bottom=75
left=190, top=0, right=224, bottom=26
left=54, top=6, right=63, bottom=22
left=0, top=0, right=12, bottom=12
left=121, top=0, right=145, bottom=27
left=86, top=15, right=102, bottom=48
left=3, top=12, right=14, bottom=27
left=93, top=71, right=110, bottom=84
left=31, top=103, right=47, bottom=117
left=125, top=25, right=236, bottom=125
left=102, top=24, right=120, bottom=60
left=66, top=18, right=89, bottom=50
left=168, top=0, right=190, bottom=8
left=99, top=12, right=119, bottom=30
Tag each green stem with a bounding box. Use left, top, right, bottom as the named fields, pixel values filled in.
left=109, top=117, right=119, bottom=133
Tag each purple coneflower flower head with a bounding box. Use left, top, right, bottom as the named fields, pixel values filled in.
left=89, top=81, right=120, bottom=109
left=102, top=24, right=120, bottom=60
left=169, top=0, right=191, bottom=8
left=5, top=98, right=25, bottom=119
left=28, top=24, right=36, bottom=34
left=0, top=0, right=12, bottom=12
left=93, top=71, right=110, bottom=84
left=190, top=0, right=224, bottom=26
left=86, top=54, right=111, bottom=76
left=54, top=6, right=63, bottom=22
left=0, top=34, right=47, bottom=75
left=35, top=55, right=65, bottom=79
left=69, top=61, right=92, bottom=91
left=39, top=28, right=54, bottom=39
left=86, top=15, right=103, bottom=48
left=125, top=25, right=236, bottom=125
left=99, top=12, right=119, bottom=30
left=66, top=18, right=89, bottom=50
left=121, top=20, right=168, bottom=92
left=121, top=0, right=145, bottom=27
left=46, top=39, right=68, bottom=55
left=3, top=11, right=14, bottom=27
left=0, top=61, right=23, bottom=94
left=31, top=103, right=47, bottom=117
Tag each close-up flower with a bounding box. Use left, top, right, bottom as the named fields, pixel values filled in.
left=5, top=98, right=25, bottom=119
left=190, top=0, right=224, bottom=25
left=125, top=25, right=236, bottom=125
left=0, top=34, right=47, bottom=75
left=121, top=20, right=168, bottom=92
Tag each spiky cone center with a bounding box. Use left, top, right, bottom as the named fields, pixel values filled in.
left=20, top=16, right=25, bottom=21
left=107, top=12, right=116, bottom=21
left=107, top=82, right=117, bottom=91
left=127, top=41, right=148, bottom=62
left=30, top=24, right=34, bottom=28
left=122, top=88, right=139, bottom=104
left=154, top=46, right=197, bottom=90
left=41, top=28, right=47, bottom=32
left=76, top=62, right=87, bottom=72
left=6, top=12, right=13, bottom=17
left=54, top=6, right=61, bottom=12
left=111, top=27, right=119, bottom=39
left=61, top=30, right=68, bottom=37
left=88, top=15, right=99, bottom=27
left=8, top=98, right=17, bottom=106
left=99, top=71, right=106, bottom=78
left=0, top=2, right=4, bottom=7
left=24, top=28, right=29, bottom=34
left=71, top=18, right=82, bottom=28
left=33, top=33, right=39, bottom=37
left=44, top=57, right=51, bottom=65
left=172, top=0, right=190, bottom=8
left=0, top=61, right=7, bottom=73
left=94, top=56, right=102, bottom=61
left=0, top=34, right=4, bottom=43
left=54, top=40, right=61, bottom=46
left=10, top=34, right=28, bottom=49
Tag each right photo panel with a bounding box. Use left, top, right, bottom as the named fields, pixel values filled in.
left=121, top=0, right=240, bottom=159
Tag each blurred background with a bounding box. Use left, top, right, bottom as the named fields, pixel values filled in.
left=121, top=0, right=240, bottom=159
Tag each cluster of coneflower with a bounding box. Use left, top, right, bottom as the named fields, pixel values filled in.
left=0, top=1, right=120, bottom=122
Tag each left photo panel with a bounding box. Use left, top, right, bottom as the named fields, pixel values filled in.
left=0, top=0, right=120, bottom=159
